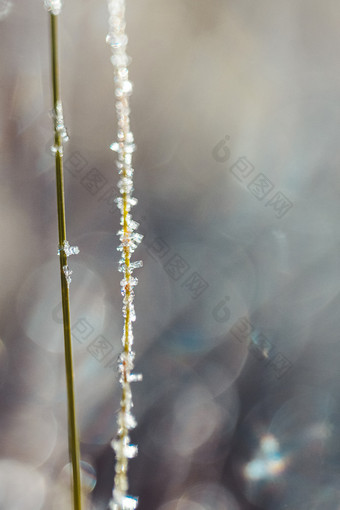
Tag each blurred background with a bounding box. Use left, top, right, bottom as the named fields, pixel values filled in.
left=1, top=0, right=340, bottom=508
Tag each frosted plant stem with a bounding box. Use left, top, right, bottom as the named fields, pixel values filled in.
left=47, top=9, right=82, bottom=510
left=107, top=2, right=143, bottom=510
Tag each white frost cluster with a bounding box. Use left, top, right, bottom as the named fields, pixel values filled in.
left=58, top=240, right=79, bottom=257
left=107, top=1, right=143, bottom=509
left=110, top=494, right=138, bottom=510
left=43, top=0, right=62, bottom=15
left=58, top=241, right=79, bottom=287
left=51, top=101, right=69, bottom=155
left=63, top=265, right=72, bottom=288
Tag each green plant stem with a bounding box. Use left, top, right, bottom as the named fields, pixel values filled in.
left=49, top=13, right=82, bottom=510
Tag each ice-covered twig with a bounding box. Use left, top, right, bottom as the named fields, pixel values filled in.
left=107, top=1, right=143, bottom=509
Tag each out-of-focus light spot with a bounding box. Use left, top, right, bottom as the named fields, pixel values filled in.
left=244, top=434, right=287, bottom=481
left=158, top=237, right=252, bottom=359
left=261, top=434, right=280, bottom=454
left=183, top=482, right=240, bottom=510
left=79, top=461, right=97, bottom=492
left=0, top=0, right=12, bottom=21
left=18, top=348, right=58, bottom=405
left=61, top=460, right=97, bottom=493
left=250, top=330, right=273, bottom=360
left=158, top=484, right=240, bottom=510
left=0, top=405, right=58, bottom=467
left=305, top=422, right=332, bottom=441
left=176, top=500, right=204, bottom=510
left=172, top=385, right=222, bottom=455
left=10, top=68, right=44, bottom=135
left=78, top=391, right=118, bottom=445
left=0, top=459, right=46, bottom=510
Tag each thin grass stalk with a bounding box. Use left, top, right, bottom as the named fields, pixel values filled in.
left=106, top=1, right=143, bottom=509
left=45, top=4, right=82, bottom=509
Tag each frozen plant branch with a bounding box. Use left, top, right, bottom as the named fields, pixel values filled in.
left=107, top=1, right=143, bottom=509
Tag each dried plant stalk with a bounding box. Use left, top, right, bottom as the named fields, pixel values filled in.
left=106, top=1, right=143, bottom=509
left=44, top=2, right=82, bottom=509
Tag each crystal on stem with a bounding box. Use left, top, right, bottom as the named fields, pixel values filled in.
left=107, top=0, right=143, bottom=508
left=58, top=240, right=80, bottom=257
left=63, top=265, right=72, bottom=288
left=44, top=0, right=62, bottom=15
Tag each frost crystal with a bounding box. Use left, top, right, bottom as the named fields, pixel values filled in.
left=110, top=495, right=138, bottom=510
left=44, top=0, right=62, bottom=16
left=50, top=100, right=69, bottom=154
left=107, top=1, right=143, bottom=509
left=58, top=241, right=79, bottom=288
left=111, top=439, right=138, bottom=459
left=128, top=373, right=143, bottom=383
left=63, top=265, right=72, bottom=288
left=58, top=240, right=79, bottom=257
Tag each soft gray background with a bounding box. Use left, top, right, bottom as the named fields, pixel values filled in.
left=1, top=0, right=340, bottom=509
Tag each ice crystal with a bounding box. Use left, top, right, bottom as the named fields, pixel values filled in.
left=118, top=260, right=143, bottom=273
left=110, top=495, right=138, bottom=510
left=63, top=265, right=72, bottom=288
left=58, top=240, right=79, bottom=257
left=111, top=439, right=138, bottom=459
left=128, top=373, right=143, bottom=383
left=54, top=101, right=69, bottom=140
left=107, top=1, right=143, bottom=508
left=50, top=101, right=68, bottom=153
left=44, top=0, right=62, bottom=15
